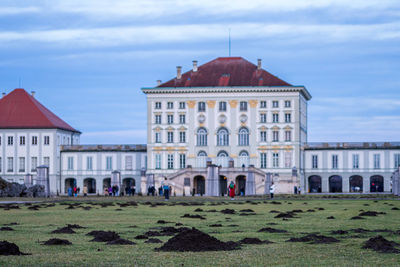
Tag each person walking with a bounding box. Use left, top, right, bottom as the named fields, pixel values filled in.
left=68, top=187, right=73, bottom=197
left=108, top=186, right=112, bottom=196
left=270, top=182, right=276, bottom=199
left=104, top=187, right=108, bottom=196
left=73, top=186, right=77, bottom=197
left=162, top=177, right=170, bottom=201
left=229, top=181, right=236, bottom=200
left=132, top=185, right=136, bottom=196
left=83, top=185, right=88, bottom=197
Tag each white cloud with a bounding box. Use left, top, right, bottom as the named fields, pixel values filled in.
left=0, top=22, right=399, bottom=48
left=0, top=6, right=40, bottom=15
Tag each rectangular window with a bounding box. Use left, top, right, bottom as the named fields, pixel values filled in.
left=8, top=136, right=13, bottom=146
left=285, top=131, right=291, bottom=142
left=20, top=136, right=25, bottom=145
left=179, top=132, right=186, bottom=143
left=31, top=157, right=37, bottom=171
left=395, top=154, right=400, bottom=168
left=272, top=101, right=279, bottom=108
left=273, top=153, right=279, bottom=168
left=260, top=113, right=267, bottom=123
left=19, top=157, right=25, bottom=172
left=106, top=156, right=112, bottom=170
left=167, top=102, right=173, bottom=109
left=179, top=154, right=186, bottom=169
left=198, top=102, right=206, bottom=112
left=125, top=156, right=133, bottom=170
left=272, top=131, right=279, bottom=142
left=155, top=115, right=161, bottom=124
left=373, top=154, right=380, bottom=169
left=240, top=101, right=247, bottom=111
left=155, top=154, right=161, bottom=169
left=179, top=102, right=185, bottom=109
left=285, top=113, right=291, bottom=123
left=0, top=157, right=2, bottom=172
left=260, top=131, right=267, bottom=142
left=167, top=132, right=174, bottom=143
left=352, top=154, right=359, bottom=169
left=332, top=155, right=338, bottom=169
left=260, top=153, right=267, bottom=169
left=155, top=132, right=161, bottom=143
left=179, top=114, right=185, bottom=124
left=273, top=113, right=279, bottom=123
left=167, top=154, right=174, bottom=169
left=67, top=157, right=74, bottom=170
left=44, top=157, right=50, bottom=168
left=155, top=102, right=161, bottom=109
left=312, top=155, right=318, bottom=169
left=285, top=152, right=292, bottom=168
left=184, top=178, right=191, bottom=186
left=7, top=157, right=13, bottom=172
left=260, top=101, right=267, bottom=108
left=87, top=156, right=93, bottom=170
left=167, top=115, right=174, bottom=124
left=285, top=100, right=291, bottom=108
left=44, top=136, right=50, bottom=145
left=219, top=101, right=227, bottom=111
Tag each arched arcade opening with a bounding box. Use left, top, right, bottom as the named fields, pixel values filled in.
left=236, top=175, right=246, bottom=196
left=64, top=178, right=76, bottom=194
left=308, top=175, right=322, bottom=193
left=349, top=175, right=363, bottom=192
left=370, top=175, right=384, bottom=192
left=193, top=175, right=205, bottom=196
left=84, top=178, right=96, bottom=194
left=329, top=175, right=342, bottom=193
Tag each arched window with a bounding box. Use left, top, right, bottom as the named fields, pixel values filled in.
left=196, top=151, right=207, bottom=168
left=239, top=151, right=249, bottom=157
left=238, top=127, right=249, bottom=146
left=217, top=151, right=229, bottom=157
left=198, top=151, right=207, bottom=157
left=217, top=128, right=229, bottom=146
left=197, top=128, right=207, bottom=146
left=239, top=151, right=249, bottom=167
left=217, top=151, right=229, bottom=167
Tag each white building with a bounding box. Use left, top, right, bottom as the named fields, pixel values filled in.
left=142, top=57, right=311, bottom=194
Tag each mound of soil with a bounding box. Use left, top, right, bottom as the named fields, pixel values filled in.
left=0, top=227, right=14, bottom=231
left=331, top=230, right=348, bottom=235
left=286, top=234, right=339, bottom=244
left=175, top=223, right=183, bottom=226
left=290, top=209, right=303, bottom=213
left=87, top=231, right=120, bottom=242
left=258, top=227, right=287, bottom=233
left=135, top=235, right=148, bottom=240
left=157, top=220, right=171, bottom=224
left=327, top=216, right=335, bottom=219
left=209, top=224, right=223, bottom=227
left=220, top=209, right=236, bottom=214
left=52, top=227, right=76, bottom=234
left=228, top=224, right=239, bottom=227
left=269, top=210, right=280, bottom=213
left=307, top=209, right=315, bottom=212
left=106, top=238, right=136, bottom=245
left=392, top=207, right=400, bottom=211
left=274, top=212, right=295, bottom=219
left=3, top=222, right=18, bottom=226
left=351, top=216, right=365, bottom=220
left=181, top=214, right=206, bottom=220
left=43, top=238, right=72, bottom=245
left=240, top=209, right=255, bottom=213
left=155, top=228, right=240, bottom=252
left=239, top=238, right=273, bottom=245
left=28, top=206, right=40, bottom=210
left=145, top=238, right=163, bottom=244
left=351, top=228, right=370, bottom=233
left=194, top=208, right=204, bottom=212
left=67, top=224, right=85, bottom=229
left=270, top=201, right=281, bottom=205
left=362, top=236, right=400, bottom=253
left=240, top=213, right=256, bottom=216
left=0, top=241, right=29, bottom=255
left=359, top=211, right=386, bottom=217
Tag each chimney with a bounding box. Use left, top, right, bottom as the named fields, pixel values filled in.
left=31, top=91, right=36, bottom=97
left=1, top=92, right=5, bottom=98
left=257, top=59, right=262, bottom=70
left=192, top=60, right=198, bottom=72
left=176, top=66, right=182, bottom=79
left=156, top=80, right=161, bottom=86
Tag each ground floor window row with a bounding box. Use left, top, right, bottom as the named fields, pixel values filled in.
left=64, top=177, right=137, bottom=195
left=308, top=175, right=386, bottom=193
left=0, top=156, right=49, bottom=173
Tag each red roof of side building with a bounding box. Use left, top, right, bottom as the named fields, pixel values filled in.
left=0, top=88, right=80, bottom=133
left=158, top=57, right=291, bottom=87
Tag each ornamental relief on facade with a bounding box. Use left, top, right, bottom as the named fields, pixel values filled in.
left=206, top=100, right=216, bottom=108
left=186, top=100, right=196, bottom=108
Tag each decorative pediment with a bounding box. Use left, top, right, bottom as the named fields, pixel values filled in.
left=249, top=100, right=258, bottom=108
left=187, top=100, right=196, bottom=108
left=258, top=125, right=268, bottom=131
left=166, top=126, right=175, bottom=131
left=271, top=125, right=280, bottom=130
left=178, top=126, right=187, bottom=131
left=152, top=126, right=163, bottom=131
left=283, top=125, right=293, bottom=130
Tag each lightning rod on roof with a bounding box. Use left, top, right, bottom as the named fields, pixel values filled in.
left=19, top=78, right=21, bottom=88
left=228, top=28, right=231, bottom=57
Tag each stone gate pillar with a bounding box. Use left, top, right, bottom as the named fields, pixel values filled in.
left=245, top=165, right=256, bottom=195
left=206, top=164, right=219, bottom=196
left=36, top=165, right=50, bottom=197
left=264, top=172, right=272, bottom=195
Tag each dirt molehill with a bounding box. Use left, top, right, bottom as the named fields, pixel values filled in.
left=209, top=224, right=223, bottom=227
left=239, top=238, right=273, bottom=245
left=220, top=209, right=236, bottom=214
left=359, top=211, right=386, bottom=217
left=286, top=234, right=339, bottom=244
left=327, top=216, right=335, bottom=219
left=350, top=216, right=365, bottom=220
left=87, top=231, right=120, bottom=242
left=157, top=220, right=172, bottom=224
left=43, top=238, right=72, bottom=245
left=331, top=230, right=349, bottom=235
left=155, top=228, right=240, bottom=252
left=106, top=238, right=136, bottom=245
left=145, top=238, right=163, bottom=244
left=240, top=209, right=255, bottom=213
left=0, top=241, right=29, bottom=255
left=181, top=214, right=206, bottom=220
left=258, top=227, right=287, bottom=233
left=0, top=227, right=14, bottom=231
left=51, top=227, right=76, bottom=234
left=67, top=224, right=85, bottom=229
left=362, top=236, right=400, bottom=253
left=274, top=212, right=296, bottom=219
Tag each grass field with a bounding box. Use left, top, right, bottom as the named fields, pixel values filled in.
left=0, top=195, right=400, bottom=266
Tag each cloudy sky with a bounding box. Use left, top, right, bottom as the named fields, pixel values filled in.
left=1, top=0, right=399, bottom=144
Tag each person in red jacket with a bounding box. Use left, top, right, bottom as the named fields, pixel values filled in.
left=228, top=181, right=236, bottom=200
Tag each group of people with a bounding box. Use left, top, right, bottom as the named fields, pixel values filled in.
left=67, top=185, right=89, bottom=197
left=103, top=185, right=136, bottom=196
left=227, top=181, right=276, bottom=200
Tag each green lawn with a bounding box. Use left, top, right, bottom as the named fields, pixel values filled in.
left=0, top=196, right=400, bottom=266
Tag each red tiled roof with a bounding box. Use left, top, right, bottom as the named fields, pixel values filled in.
left=0, top=88, right=80, bottom=133
left=158, top=57, right=291, bottom=87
